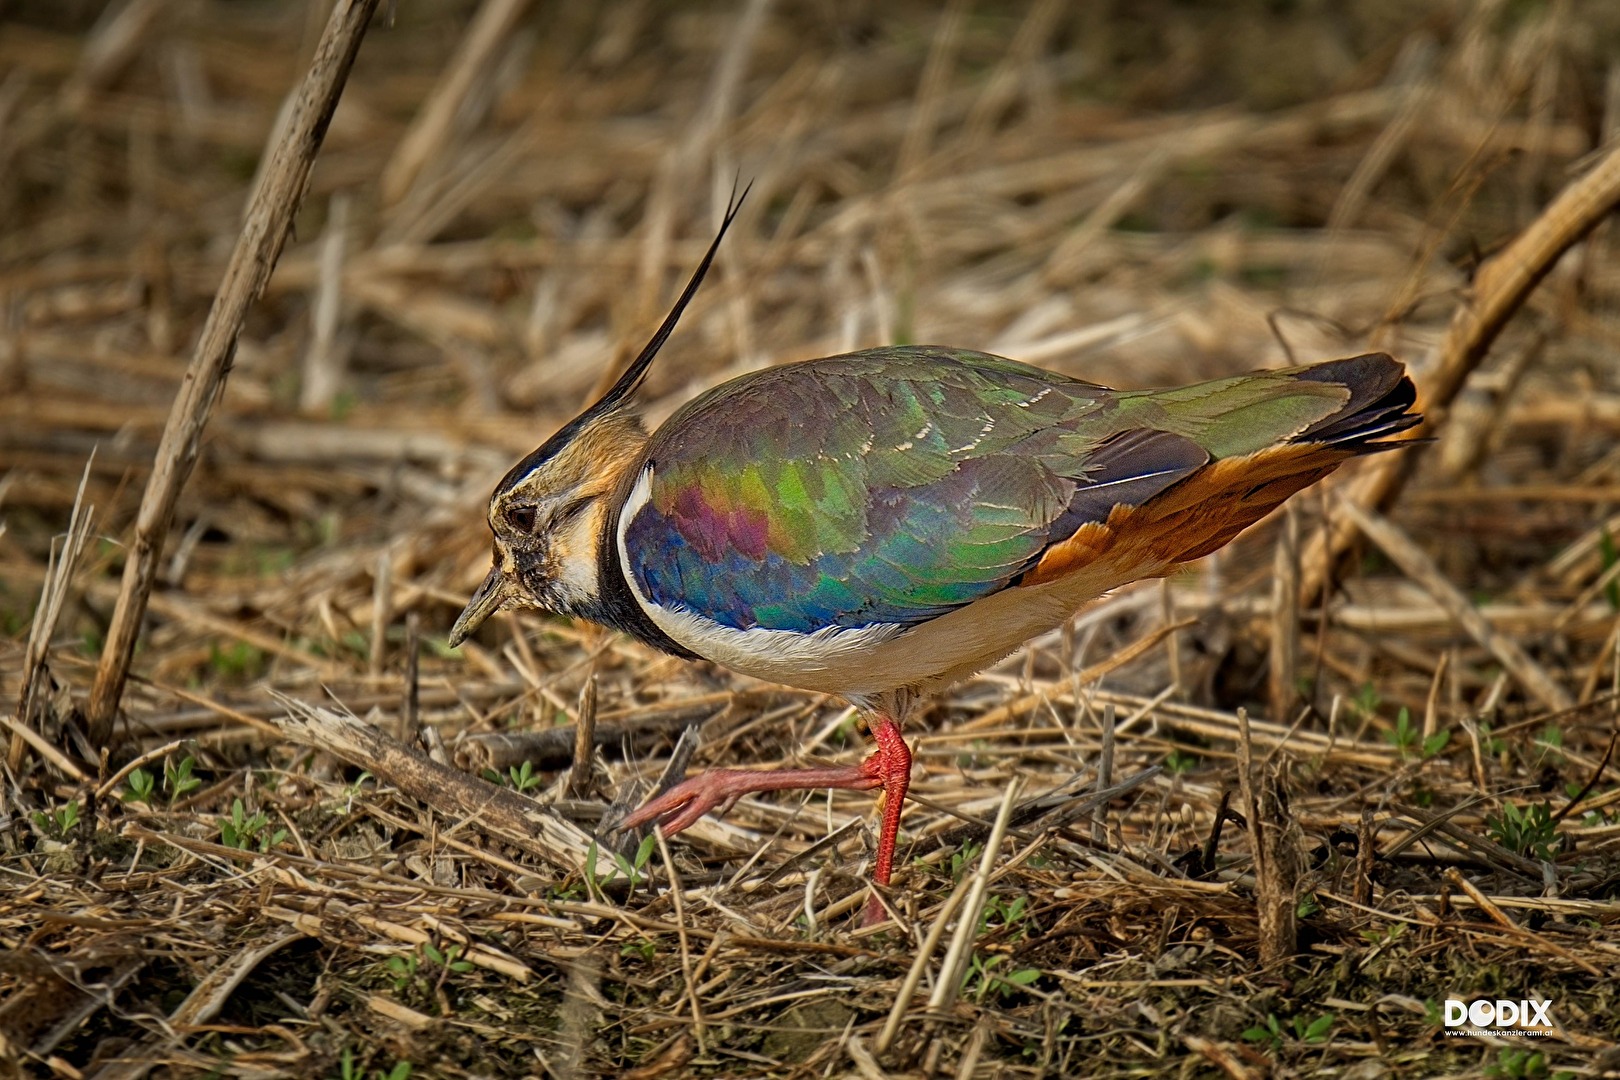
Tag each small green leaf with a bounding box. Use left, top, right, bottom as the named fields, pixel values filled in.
left=508, top=761, right=539, bottom=793
left=585, top=840, right=604, bottom=888
left=1353, top=683, right=1381, bottom=718
left=1301, top=1014, right=1334, bottom=1042
left=1164, top=749, right=1198, bottom=775
left=1422, top=730, right=1451, bottom=758
left=124, top=767, right=155, bottom=804
left=165, top=755, right=201, bottom=802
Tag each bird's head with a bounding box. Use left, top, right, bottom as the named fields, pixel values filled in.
left=447, top=408, right=648, bottom=646
left=448, top=188, right=746, bottom=647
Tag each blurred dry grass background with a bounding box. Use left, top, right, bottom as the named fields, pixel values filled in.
left=4, top=0, right=1620, bottom=1076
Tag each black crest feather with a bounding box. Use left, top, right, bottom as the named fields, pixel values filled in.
left=494, top=182, right=750, bottom=496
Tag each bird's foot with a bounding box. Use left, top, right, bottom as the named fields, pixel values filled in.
left=856, top=713, right=912, bottom=928
left=617, top=769, right=754, bottom=834
left=615, top=712, right=913, bottom=932
left=618, top=763, right=883, bottom=836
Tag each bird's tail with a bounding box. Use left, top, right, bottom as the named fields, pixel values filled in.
left=1291, top=353, right=1422, bottom=450
left=1141, top=353, right=1420, bottom=564
left=1022, top=353, right=1421, bottom=584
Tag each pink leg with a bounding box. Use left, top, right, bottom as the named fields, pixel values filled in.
left=619, top=712, right=913, bottom=889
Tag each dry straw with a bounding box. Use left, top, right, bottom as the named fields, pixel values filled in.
left=3, top=1, right=1620, bottom=1076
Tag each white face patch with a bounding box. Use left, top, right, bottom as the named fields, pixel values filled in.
left=547, top=499, right=605, bottom=610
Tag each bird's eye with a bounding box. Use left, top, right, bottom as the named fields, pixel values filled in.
left=503, top=504, right=538, bottom=533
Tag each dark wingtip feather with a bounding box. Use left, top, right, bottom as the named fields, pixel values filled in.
left=1042, top=428, right=1209, bottom=543
left=1296, top=353, right=1421, bottom=450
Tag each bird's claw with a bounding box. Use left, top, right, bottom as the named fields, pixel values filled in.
left=618, top=775, right=740, bottom=835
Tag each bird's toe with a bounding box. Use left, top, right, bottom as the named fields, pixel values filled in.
left=618, top=777, right=725, bottom=835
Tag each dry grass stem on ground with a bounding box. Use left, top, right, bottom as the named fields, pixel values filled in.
left=4, top=2, right=1620, bottom=1078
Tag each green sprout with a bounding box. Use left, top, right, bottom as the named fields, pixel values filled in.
left=1242, top=1012, right=1334, bottom=1048
left=1486, top=801, right=1558, bottom=861
left=219, top=798, right=287, bottom=852
left=963, top=952, right=1042, bottom=1001
left=1384, top=708, right=1449, bottom=760
left=165, top=755, right=202, bottom=803
left=1164, top=749, right=1199, bottom=775
left=508, top=760, right=541, bottom=793
left=32, top=800, right=81, bottom=839
left=123, top=767, right=156, bottom=805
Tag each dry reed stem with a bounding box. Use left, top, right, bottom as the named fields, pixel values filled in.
left=652, top=829, right=707, bottom=1054
left=6, top=6, right=1620, bottom=1076
left=299, top=189, right=351, bottom=413
left=87, top=0, right=383, bottom=739
left=927, top=777, right=1021, bottom=1017
left=1301, top=139, right=1620, bottom=604
left=565, top=673, right=597, bottom=800
left=1093, top=702, right=1115, bottom=846
left=1237, top=707, right=1298, bottom=967
left=89, top=926, right=307, bottom=1080
left=10, top=456, right=94, bottom=771
left=875, top=866, right=976, bottom=1055
left=1338, top=496, right=1573, bottom=712
left=1444, top=869, right=1604, bottom=977
left=0, top=711, right=86, bottom=781
left=271, top=694, right=594, bottom=870
left=1267, top=502, right=1301, bottom=726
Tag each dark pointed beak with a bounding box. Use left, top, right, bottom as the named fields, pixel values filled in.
left=448, top=566, right=508, bottom=647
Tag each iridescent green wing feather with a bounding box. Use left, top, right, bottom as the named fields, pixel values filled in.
left=620, top=348, right=1400, bottom=633
left=620, top=347, right=1191, bottom=632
